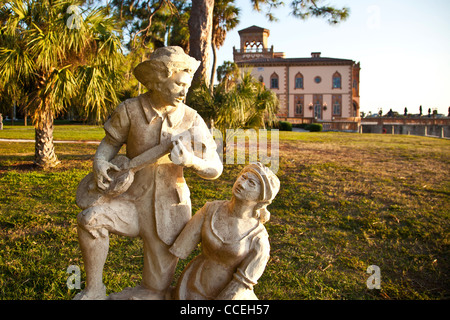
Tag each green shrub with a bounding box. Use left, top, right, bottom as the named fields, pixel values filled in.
left=306, top=123, right=323, bottom=132
left=292, top=123, right=308, bottom=129
left=278, top=121, right=293, bottom=131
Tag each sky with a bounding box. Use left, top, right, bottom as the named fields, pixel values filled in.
left=215, top=0, right=450, bottom=115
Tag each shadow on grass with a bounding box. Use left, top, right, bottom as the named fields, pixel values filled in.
left=0, top=162, right=36, bottom=172
left=0, top=154, right=95, bottom=174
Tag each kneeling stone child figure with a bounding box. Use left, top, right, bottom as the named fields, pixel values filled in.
left=169, top=162, right=280, bottom=300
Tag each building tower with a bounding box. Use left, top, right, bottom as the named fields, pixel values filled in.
left=233, top=25, right=284, bottom=62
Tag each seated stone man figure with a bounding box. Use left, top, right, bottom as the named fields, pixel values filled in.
left=74, top=46, right=223, bottom=300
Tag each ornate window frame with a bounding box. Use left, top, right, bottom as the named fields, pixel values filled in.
left=332, top=71, right=342, bottom=89
left=294, top=72, right=304, bottom=89
left=313, top=94, right=323, bottom=119
left=332, top=94, right=342, bottom=116
left=294, top=94, right=304, bottom=116
left=270, top=72, right=279, bottom=89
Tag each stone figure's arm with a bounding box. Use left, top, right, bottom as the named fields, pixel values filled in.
left=171, top=115, right=223, bottom=180
left=94, top=136, right=122, bottom=162
left=93, top=103, right=130, bottom=190
left=189, top=146, right=223, bottom=180
left=215, top=234, right=270, bottom=300
left=93, top=137, right=123, bottom=190
left=190, top=115, right=223, bottom=180
left=169, top=203, right=208, bottom=259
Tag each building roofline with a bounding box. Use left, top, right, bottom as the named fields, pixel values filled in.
left=238, top=25, right=270, bottom=35
left=236, top=56, right=355, bottom=66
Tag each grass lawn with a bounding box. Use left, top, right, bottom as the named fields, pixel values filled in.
left=0, top=127, right=449, bottom=300
left=0, top=124, right=105, bottom=141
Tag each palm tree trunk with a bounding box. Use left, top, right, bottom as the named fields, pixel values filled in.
left=34, top=103, right=60, bottom=168
left=209, top=43, right=217, bottom=94
left=189, top=0, right=214, bottom=87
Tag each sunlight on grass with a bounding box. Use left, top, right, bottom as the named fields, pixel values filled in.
left=0, top=125, right=105, bottom=141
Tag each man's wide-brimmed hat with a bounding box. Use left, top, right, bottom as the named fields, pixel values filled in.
left=133, top=46, right=200, bottom=88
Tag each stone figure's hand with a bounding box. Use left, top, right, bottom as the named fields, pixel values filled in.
left=170, top=138, right=194, bottom=167
left=93, top=159, right=120, bottom=191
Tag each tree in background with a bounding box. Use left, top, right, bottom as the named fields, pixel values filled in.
left=190, top=62, right=279, bottom=150
left=167, top=1, right=191, bottom=51
left=216, top=61, right=240, bottom=91
left=288, top=0, right=349, bottom=24
left=0, top=0, right=124, bottom=168
left=109, top=0, right=188, bottom=51
left=108, top=0, right=190, bottom=97
left=190, top=0, right=350, bottom=86
left=210, top=0, right=240, bottom=91
left=189, top=0, right=214, bottom=87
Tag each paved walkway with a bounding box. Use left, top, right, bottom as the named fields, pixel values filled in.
left=292, top=128, right=310, bottom=132
left=0, top=138, right=100, bottom=144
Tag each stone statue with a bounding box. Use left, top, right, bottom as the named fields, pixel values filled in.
left=74, top=46, right=223, bottom=300
left=169, top=163, right=280, bottom=300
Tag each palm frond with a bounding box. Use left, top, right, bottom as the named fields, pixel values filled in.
left=0, top=0, right=125, bottom=124
left=190, top=67, right=279, bottom=134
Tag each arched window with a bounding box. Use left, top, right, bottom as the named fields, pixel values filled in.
left=294, top=72, right=303, bottom=89
left=294, top=95, right=304, bottom=116
left=270, top=72, right=279, bottom=89
left=332, top=71, right=341, bottom=89
left=258, top=75, right=264, bottom=83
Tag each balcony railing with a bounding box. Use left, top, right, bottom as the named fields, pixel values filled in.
left=233, top=47, right=273, bottom=54
left=319, top=121, right=359, bottom=132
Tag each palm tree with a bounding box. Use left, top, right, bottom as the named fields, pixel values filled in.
left=190, top=65, right=279, bottom=150
left=210, top=0, right=240, bottom=91
left=216, top=61, right=240, bottom=91
left=235, top=72, right=279, bottom=129
left=0, top=0, right=124, bottom=168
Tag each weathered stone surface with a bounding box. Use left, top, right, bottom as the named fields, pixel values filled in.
left=170, top=163, right=280, bottom=300
left=74, top=46, right=223, bottom=300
